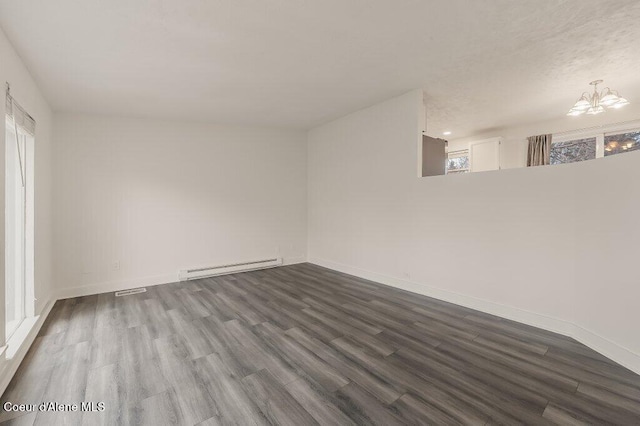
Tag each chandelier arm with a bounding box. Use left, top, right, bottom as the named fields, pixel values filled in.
left=600, top=87, right=612, bottom=97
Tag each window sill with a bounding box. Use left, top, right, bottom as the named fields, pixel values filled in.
left=5, top=315, right=39, bottom=360
left=0, top=300, right=54, bottom=396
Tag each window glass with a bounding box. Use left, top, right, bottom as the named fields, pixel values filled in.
left=604, top=131, right=640, bottom=156
left=550, top=137, right=596, bottom=165
left=446, top=151, right=469, bottom=174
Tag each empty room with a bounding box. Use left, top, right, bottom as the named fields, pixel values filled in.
left=1, top=0, right=640, bottom=424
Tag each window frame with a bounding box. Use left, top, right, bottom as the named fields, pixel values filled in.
left=552, top=120, right=640, bottom=163
left=4, top=115, right=35, bottom=343
left=446, top=149, right=470, bottom=174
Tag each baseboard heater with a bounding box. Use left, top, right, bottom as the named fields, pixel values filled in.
left=178, top=257, right=282, bottom=281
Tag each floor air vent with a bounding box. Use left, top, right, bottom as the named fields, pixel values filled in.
left=115, top=288, right=147, bottom=297
left=179, top=257, right=282, bottom=281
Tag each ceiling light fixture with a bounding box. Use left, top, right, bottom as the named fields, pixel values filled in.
left=443, top=131, right=452, bottom=136
left=568, top=80, right=629, bottom=116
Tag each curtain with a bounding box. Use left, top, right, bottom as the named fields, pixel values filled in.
left=527, top=134, right=552, bottom=166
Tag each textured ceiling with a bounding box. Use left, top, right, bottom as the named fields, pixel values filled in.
left=1, top=0, right=639, bottom=133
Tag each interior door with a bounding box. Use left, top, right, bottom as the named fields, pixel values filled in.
left=470, top=138, right=501, bottom=172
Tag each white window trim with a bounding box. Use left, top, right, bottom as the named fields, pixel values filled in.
left=4, top=115, right=36, bottom=345
left=446, top=149, right=470, bottom=174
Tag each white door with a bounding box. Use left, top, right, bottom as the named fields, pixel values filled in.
left=470, top=138, right=501, bottom=172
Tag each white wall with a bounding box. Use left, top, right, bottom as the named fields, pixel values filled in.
left=0, top=27, right=55, bottom=337
left=308, top=89, right=640, bottom=373
left=53, top=114, right=307, bottom=297
left=573, top=153, right=640, bottom=368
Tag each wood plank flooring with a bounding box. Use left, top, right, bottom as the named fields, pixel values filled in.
left=2, top=263, right=640, bottom=425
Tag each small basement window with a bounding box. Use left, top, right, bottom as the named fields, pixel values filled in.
left=446, top=150, right=470, bottom=174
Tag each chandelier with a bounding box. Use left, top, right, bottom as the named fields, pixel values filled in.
left=567, top=80, right=629, bottom=116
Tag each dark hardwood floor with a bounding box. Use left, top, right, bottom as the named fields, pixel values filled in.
left=2, top=263, right=640, bottom=425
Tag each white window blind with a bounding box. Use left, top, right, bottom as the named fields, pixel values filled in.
left=447, top=149, right=469, bottom=159
left=4, top=84, right=36, bottom=342
left=6, top=87, right=36, bottom=136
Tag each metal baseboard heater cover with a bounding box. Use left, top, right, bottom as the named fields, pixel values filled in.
left=179, top=257, right=282, bottom=281
left=115, top=288, right=147, bottom=297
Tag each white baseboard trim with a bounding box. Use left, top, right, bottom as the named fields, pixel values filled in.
left=0, top=299, right=56, bottom=397
left=308, top=256, right=640, bottom=375
left=56, top=273, right=178, bottom=300
left=571, top=326, right=640, bottom=376
left=282, top=256, right=307, bottom=266
left=56, top=256, right=307, bottom=300
left=308, top=257, right=575, bottom=335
